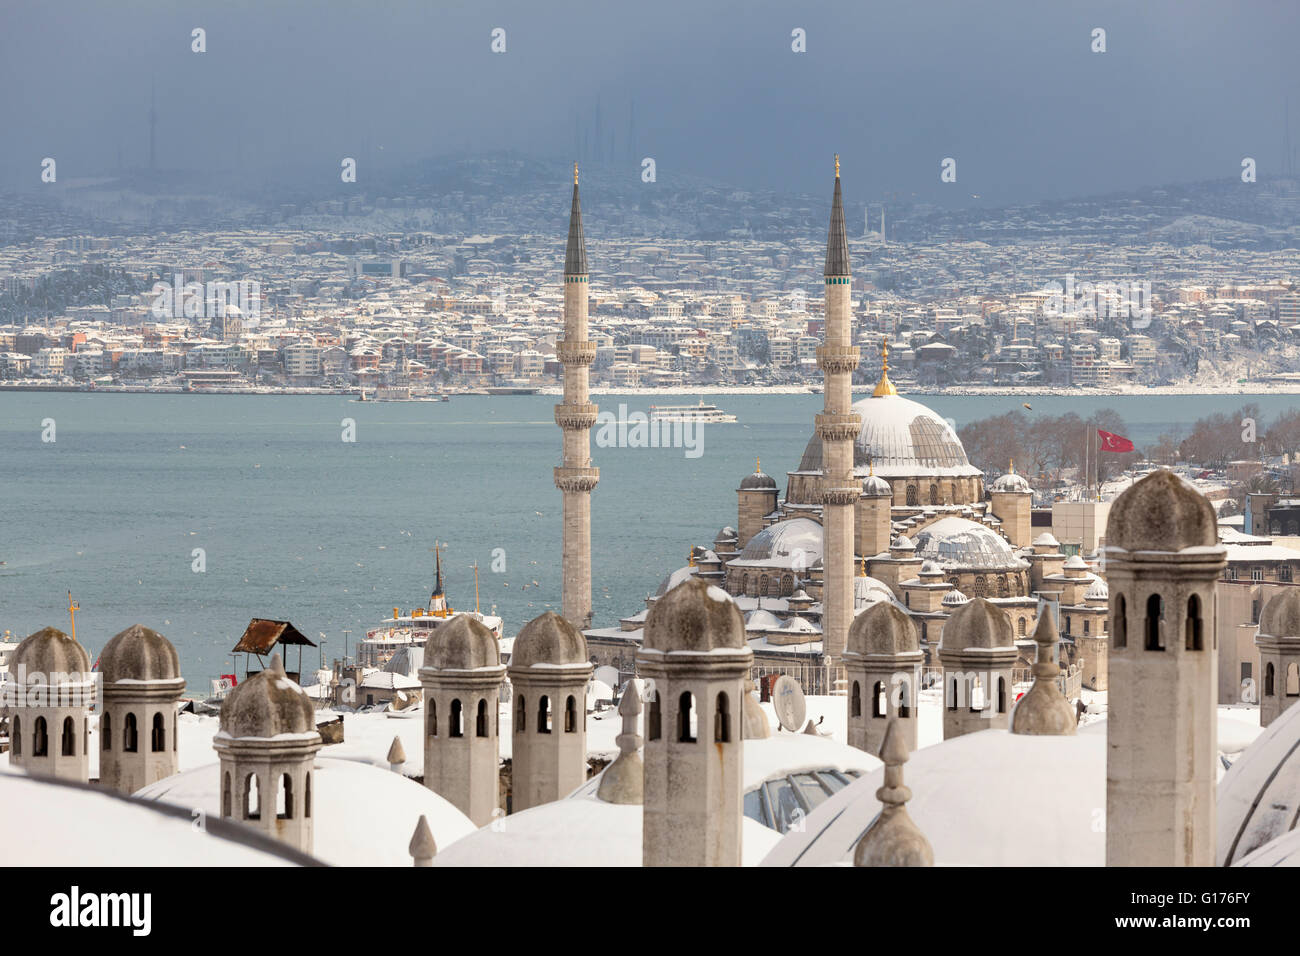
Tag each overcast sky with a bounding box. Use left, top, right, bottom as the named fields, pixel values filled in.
left=1, top=0, right=1296, bottom=205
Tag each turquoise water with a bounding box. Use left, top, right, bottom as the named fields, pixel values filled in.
left=2, top=391, right=1296, bottom=688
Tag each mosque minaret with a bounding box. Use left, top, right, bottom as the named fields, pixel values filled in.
left=815, top=156, right=861, bottom=663
left=554, top=163, right=599, bottom=628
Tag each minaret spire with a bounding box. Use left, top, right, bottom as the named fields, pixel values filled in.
left=555, top=166, right=599, bottom=628
left=873, top=338, right=898, bottom=397
left=814, top=157, right=862, bottom=668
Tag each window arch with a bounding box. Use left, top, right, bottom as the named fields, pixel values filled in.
left=61, top=716, right=76, bottom=756
left=244, top=773, right=260, bottom=820
left=782, top=574, right=795, bottom=596
left=124, top=712, right=139, bottom=752
left=1288, top=662, right=1300, bottom=698
left=714, top=692, right=731, bottom=743
left=565, top=695, right=577, bottom=733
left=759, top=574, right=769, bottom=596
left=678, top=692, right=697, bottom=743
left=221, top=772, right=231, bottom=817
left=947, top=678, right=959, bottom=711
left=898, top=679, right=912, bottom=718
left=973, top=575, right=987, bottom=598
left=997, top=677, right=1007, bottom=714
left=1114, top=594, right=1127, bottom=648
left=850, top=681, right=861, bottom=717
left=102, top=712, right=111, bottom=751
left=1185, top=594, right=1203, bottom=651
left=277, top=774, right=294, bottom=820
left=449, top=698, right=464, bottom=738
left=33, top=716, right=48, bottom=757
left=1265, top=662, right=1276, bottom=696
left=476, top=698, right=489, bottom=737
left=1018, top=617, right=1027, bottom=636
left=428, top=698, right=438, bottom=737
left=151, top=712, right=166, bottom=752
left=968, top=676, right=982, bottom=713
left=11, top=716, right=19, bottom=756
left=929, top=483, right=939, bottom=505
left=906, top=484, right=919, bottom=507
left=1144, top=594, right=1164, bottom=651
left=871, top=680, right=886, bottom=718
left=515, top=695, right=527, bottom=732
left=647, top=692, right=662, bottom=740
left=537, top=695, right=552, bottom=734
left=305, top=772, right=312, bottom=818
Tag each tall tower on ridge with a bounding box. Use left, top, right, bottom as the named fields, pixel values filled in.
left=554, top=164, right=599, bottom=628
left=816, top=156, right=862, bottom=664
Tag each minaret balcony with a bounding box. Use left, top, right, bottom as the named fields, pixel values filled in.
left=816, top=345, right=861, bottom=374
left=814, top=412, right=863, bottom=442
left=557, top=342, right=597, bottom=366
left=554, top=403, right=599, bottom=429
left=554, top=465, right=600, bottom=493
left=822, top=486, right=862, bottom=507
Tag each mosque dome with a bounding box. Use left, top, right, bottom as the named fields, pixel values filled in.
left=740, top=466, right=778, bottom=491
left=654, top=565, right=698, bottom=596
left=1084, top=578, right=1109, bottom=602
left=745, top=609, right=783, bottom=632
left=510, top=612, right=588, bottom=669
left=912, top=517, right=1025, bottom=571
left=853, top=575, right=896, bottom=608
left=941, top=589, right=970, bottom=608
left=991, top=470, right=1031, bottom=493
left=219, top=654, right=316, bottom=739
left=737, top=517, right=823, bottom=568
left=99, top=624, right=182, bottom=684
left=1063, top=555, right=1089, bottom=571
left=1033, top=532, right=1060, bottom=548
left=1217, top=700, right=1300, bottom=866
left=10, top=626, right=91, bottom=681
left=1107, top=469, right=1218, bottom=553
left=862, top=474, right=892, bottom=497
left=893, top=535, right=915, bottom=551
left=941, top=597, right=1014, bottom=650
left=424, top=615, right=501, bottom=671
left=792, top=393, right=983, bottom=482
left=760, top=730, right=1106, bottom=867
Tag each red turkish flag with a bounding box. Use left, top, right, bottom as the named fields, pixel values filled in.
left=1097, top=429, right=1134, bottom=453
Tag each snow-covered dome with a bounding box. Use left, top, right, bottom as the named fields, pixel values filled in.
left=98, top=624, right=182, bottom=684
left=136, top=756, right=476, bottom=866
left=941, top=589, right=969, bottom=607
left=912, top=517, right=1024, bottom=571
left=991, top=470, right=1031, bottom=493
left=893, top=535, right=915, bottom=551
left=740, top=467, right=778, bottom=491
left=220, top=654, right=316, bottom=739
left=654, top=565, right=698, bottom=596
left=1108, top=469, right=1218, bottom=553
left=424, top=615, right=500, bottom=671
left=760, top=730, right=1105, bottom=867
left=737, top=517, right=823, bottom=567
left=862, top=474, right=892, bottom=497
left=509, top=611, right=587, bottom=668
left=919, top=560, right=943, bottom=576
left=745, top=609, right=783, bottom=632
left=793, top=393, right=983, bottom=482
left=1063, top=555, right=1089, bottom=570
left=9, top=627, right=91, bottom=682
left=1084, top=578, right=1109, bottom=602
left=1217, top=701, right=1300, bottom=866
left=1033, top=532, right=1060, bottom=547
left=1235, top=827, right=1300, bottom=867
left=853, top=575, right=896, bottom=608
left=777, top=616, right=821, bottom=634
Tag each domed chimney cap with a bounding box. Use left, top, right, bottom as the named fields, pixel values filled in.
left=425, top=615, right=500, bottom=670
left=1107, top=470, right=1218, bottom=553
left=219, top=654, right=316, bottom=738
left=941, top=597, right=1014, bottom=651
left=643, top=577, right=746, bottom=653
left=10, top=626, right=91, bottom=682
left=99, top=624, right=182, bottom=683
left=848, top=602, right=920, bottom=657
left=1260, top=589, right=1300, bottom=639
left=510, top=611, right=589, bottom=668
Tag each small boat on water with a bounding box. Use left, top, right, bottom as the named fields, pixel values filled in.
left=649, top=399, right=737, bottom=423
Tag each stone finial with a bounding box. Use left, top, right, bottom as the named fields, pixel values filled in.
left=597, top=681, right=645, bottom=804
left=408, top=814, right=437, bottom=866
left=1010, top=612, right=1077, bottom=736
left=853, top=720, right=933, bottom=867
left=741, top=678, right=771, bottom=739
left=387, top=734, right=407, bottom=771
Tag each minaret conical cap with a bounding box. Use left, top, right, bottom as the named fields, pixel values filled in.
left=564, top=166, right=588, bottom=276
left=824, top=157, right=850, bottom=277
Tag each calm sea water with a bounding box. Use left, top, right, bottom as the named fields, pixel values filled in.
left=2, top=390, right=1296, bottom=688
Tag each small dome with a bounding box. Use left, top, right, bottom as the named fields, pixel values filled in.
left=1084, top=578, right=1109, bottom=601
left=714, top=525, right=737, bottom=542
left=991, top=471, right=1031, bottom=493
left=1107, top=469, right=1218, bottom=553
left=1259, top=589, right=1300, bottom=638
left=919, top=560, right=943, bottom=576
left=738, top=517, right=823, bottom=566
left=1032, top=532, right=1060, bottom=547
left=510, top=611, right=588, bottom=668
left=1218, top=700, right=1300, bottom=864
left=425, top=615, right=500, bottom=670
left=740, top=468, right=778, bottom=491
left=848, top=602, right=920, bottom=657
left=654, top=565, right=698, bottom=596
left=789, top=589, right=812, bottom=603
left=862, top=474, right=892, bottom=497
left=219, top=654, right=316, bottom=739
left=99, top=624, right=181, bottom=684
left=893, top=535, right=915, bottom=551
left=745, top=609, right=784, bottom=632
left=941, top=589, right=969, bottom=607
left=1063, top=555, right=1089, bottom=570
left=912, top=517, right=1022, bottom=571
left=854, top=575, right=896, bottom=608
left=10, top=626, right=91, bottom=682
left=941, top=597, right=1014, bottom=651
left=643, top=577, right=746, bottom=653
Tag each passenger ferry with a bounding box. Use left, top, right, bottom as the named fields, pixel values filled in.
left=648, top=399, right=737, bottom=423
left=360, top=546, right=503, bottom=668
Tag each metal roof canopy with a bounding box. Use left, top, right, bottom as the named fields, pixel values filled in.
left=232, top=619, right=316, bottom=683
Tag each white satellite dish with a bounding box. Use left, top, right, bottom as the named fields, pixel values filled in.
left=772, top=675, right=806, bottom=732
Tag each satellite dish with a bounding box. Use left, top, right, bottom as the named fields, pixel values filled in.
left=772, top=675, right=806, bottom=732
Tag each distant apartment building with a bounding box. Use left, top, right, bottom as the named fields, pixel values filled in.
left=32, top=347, right=68, bottom=376
left=283, top=342, right=323, bottom=382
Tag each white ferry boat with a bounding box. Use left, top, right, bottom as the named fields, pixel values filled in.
left=360, top=547, right=503, bottom=668
left=649, top=399, right=737, bottom=423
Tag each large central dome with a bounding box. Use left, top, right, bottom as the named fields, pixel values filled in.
left=794, top=393, right=983, bottom=480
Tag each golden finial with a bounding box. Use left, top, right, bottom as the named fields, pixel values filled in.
left=872, top=337, right=898, bottom=397
left=688, top=549, right=696, bottom=568
left=755, top=457, right=761, bottom=473
left=573, top=162, right=579, bottom=185
left=67, top=590, right=79, bottom=642
left=1009, top=458, right=1015, bottom=474
left=835, top=154, right=840, bottom=179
